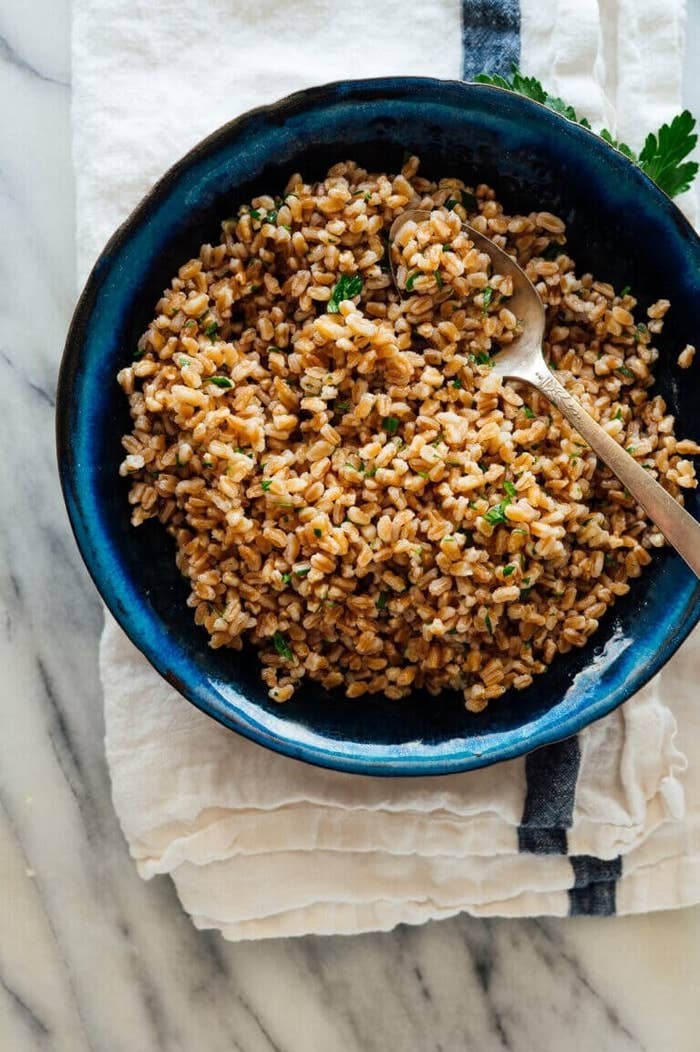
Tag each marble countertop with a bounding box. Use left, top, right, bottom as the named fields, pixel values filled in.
left=2, top=2, right=700, bottom=1049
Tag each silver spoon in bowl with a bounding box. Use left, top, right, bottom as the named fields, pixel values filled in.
left=389, top=208, right=700, bottom=578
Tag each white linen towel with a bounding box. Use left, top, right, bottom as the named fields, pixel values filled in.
left=73, top=0, right=700, bottom=939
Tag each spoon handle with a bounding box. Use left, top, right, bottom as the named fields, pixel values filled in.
left=521, top=363, right=700, bottom=579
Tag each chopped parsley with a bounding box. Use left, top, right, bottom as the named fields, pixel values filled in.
left=434, top=271, right=444, bottom=288
left=382, top=416, right=400, bottom=435
left=484, top=500, right=510, bottom=526
left=335, top=400, right=350, bottom=411
left=281, top=573, right=291, bottom=584
left=417, top=470, right=429, bottom=479
left=523, top=406, right=536, bottom=419
left=485, top=613, right=494, bottom=635
left=405, top=271, right=421, bottom=292
left=327, top=273, right=363, bottom=313
left=261, top=479, right=273, bottom=491
left=503, top=564, right=516, bottom=577
left=471, top=351, right=493, bottom=366
left=295, top=567, right=310, bottom=577
left=626, top=445, right=637, bottom=454
left=178, top=356, right=190, bottom=367
left=265, top=210, right=277, bottom=224
left=208, top=375, right=233, bottom=388
left=504, top=481, right=517, bottom=498
left=249, top=208, right=262, bottom=219
left=272, top=631, right=293, bottom=660
left=313, top=528, right=323, bottom=537
left=619, top=285, right=631, bottom=297
left=376, top=591, right=388, bottom=611
left=481, top=285, right=495, bottom=314
left=520, top=577, right=533, bottom=599
left=452, top=377, right=463, bottom=389
left=204, top=320, right=219, bottom=340
left=617, top=365, right=634, bottom=379
left=614, top=408, right=623, bottom=420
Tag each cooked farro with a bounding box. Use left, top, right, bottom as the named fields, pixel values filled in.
left=117, top=157, right=698, bottom=711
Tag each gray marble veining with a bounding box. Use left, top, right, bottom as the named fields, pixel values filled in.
left=2, top=1, right=700, bottom=1049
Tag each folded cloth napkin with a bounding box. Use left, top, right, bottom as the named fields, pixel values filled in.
left=73, top=0, right=700, bottom=940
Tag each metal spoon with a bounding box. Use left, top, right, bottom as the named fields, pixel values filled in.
left=389, top=209, right=700, bottom=578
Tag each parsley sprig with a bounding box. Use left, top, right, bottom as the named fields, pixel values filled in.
left=474, top=67, right=698, bottom=198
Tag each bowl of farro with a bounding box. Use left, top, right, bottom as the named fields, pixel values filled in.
left=58, top=78, right=700, bottom=775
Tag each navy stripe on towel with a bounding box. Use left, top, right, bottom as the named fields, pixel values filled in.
left=518, top=737, right=580, bottom=855
left=461, top=0, right=521, bottom=80
left=569, top=857, right=622, bottom=916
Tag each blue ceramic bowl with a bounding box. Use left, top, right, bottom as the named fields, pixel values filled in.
left=57, top=78, right=700, bottom=776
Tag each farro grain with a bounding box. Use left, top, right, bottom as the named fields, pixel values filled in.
left=117, top=157, right=698, bottom=709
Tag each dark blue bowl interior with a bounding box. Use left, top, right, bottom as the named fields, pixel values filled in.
left=58, top=78, right=700, bottom=775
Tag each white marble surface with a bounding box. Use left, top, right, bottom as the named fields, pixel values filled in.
left=2, top=1, right=700, bottom=1048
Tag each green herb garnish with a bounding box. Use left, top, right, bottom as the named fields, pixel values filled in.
left=617, top=365, right=634, bottom=379
left=208, top=375, right=233, bottom=388
left=405, top=271, right=420, bottom=292
left=261, top=479, right=273, bottom=492
left=265, top=210, right=277, bottom=224
left=475, top=67, right=698, bottom=197
left=619, top=285, right=631, bottom=298
left=523, top=406, right=536, bottom=419
left=485, top=614, right=494, bottom=635
left=452, top=377, right=463, bottom=389
left=295, top=567, right=310, bottom=577
left=484, top=500, right=510, bottom=526
left=249, top=208, right=262, bottom=220
left=272, top=632, right=293, bottom=660
left=481, top=286, right=495, bottom=314
left=503, top=564, right=516, bottom=577
left=504, top=481, right=517, bottom=499
left=313, top=528, right=322, bottom=537
left=327, top=273, right=363, bottom=313
left=614, top=408, right=623, bottom=420
left=382, top=416, right=400, bottom=435
left=204, top=320, right=219, bottom=340
left=281, top=573, right=291, bottom=584
left=434, top=271, right=444, bottom=288
left=376, top=591, right=388, bottom=611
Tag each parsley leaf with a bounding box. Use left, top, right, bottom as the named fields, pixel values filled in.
left=281, top=573, right=291, bottom=584
left=475, top=68, right=698, bottom=198
left=261, top=479, right=273, bottom=491
left=376, top=590, right=388, bottom=611
left=452, top=377, right=463, bottom=389
left=503, top=564, right=516, bottom=577
left=481, top=285, right=495, bottom=314
left=405, top=271, right=421, bottom=292
left=638, top=111, right=699, bottom=197
left=272, top=631, right=293, bottom=660
left=523, top=406, right=536, bottom=419
left=382, top=416, right=400, bottom=435
left=327, top=273, right=363, bottom=313
left=484, top=500, right=510, bottom=526
left=504, top=481, right=517, bottom=498
left=208, top=375, right=233, bottom=388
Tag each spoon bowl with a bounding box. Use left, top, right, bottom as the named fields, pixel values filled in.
left=389, top=208, right=700, bottom=579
